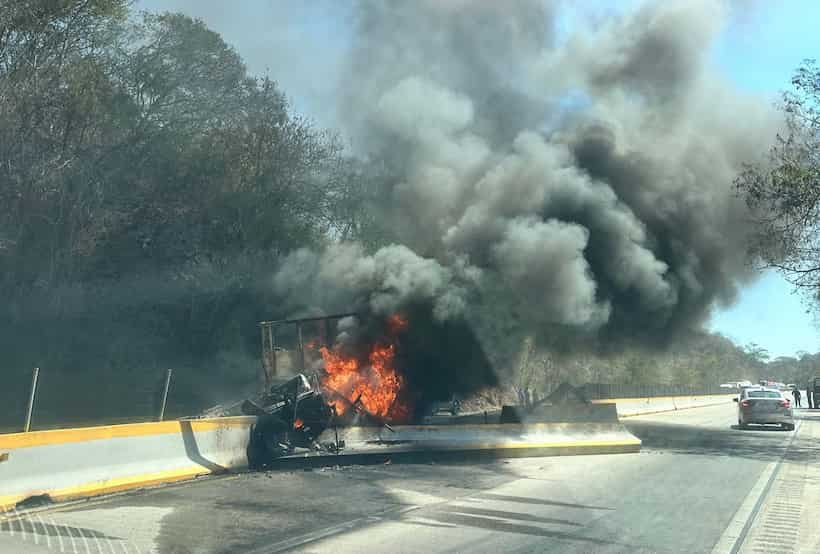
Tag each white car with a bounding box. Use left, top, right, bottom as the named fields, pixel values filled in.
left=734, top=387, right=794, bottom=430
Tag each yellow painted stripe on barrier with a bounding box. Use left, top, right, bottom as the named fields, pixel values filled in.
left=591, top=394, right=736, bottom=404
left=0, top=420, right=622, bottom=450
left=365, top=438, right=641, bottom=449
left=0, top=464, right=216, bottom=512
left=0, top=416, right=256, bottom=450
left=349, top=422, right=621, bottom=433
left=444, top=438, right=641, bottom=450
left=618, top=400, right=734, bottom=418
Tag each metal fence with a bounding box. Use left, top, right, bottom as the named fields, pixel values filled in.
left=580, top=382, right=735, bottom=400
left=2, top=367, right=174, bottom=434
left=2, top=367, right=737, bottom=435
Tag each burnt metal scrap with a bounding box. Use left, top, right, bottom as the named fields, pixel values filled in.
left=244, top=372, right=397, bottom=467
left=428, top=394, right=462, bottom=417
left=244, top=374, right=335, bottom=465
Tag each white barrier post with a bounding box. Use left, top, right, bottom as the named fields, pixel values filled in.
left=158, top=369, right=173, bottom=421
left=24, top=367, right=39, bottom=432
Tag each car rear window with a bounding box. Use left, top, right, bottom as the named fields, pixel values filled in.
left=748, top=391, right=782, bottom=398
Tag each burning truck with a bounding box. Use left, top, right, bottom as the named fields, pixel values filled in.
left=230, top=309, right=634, bottom=466
left=243, top=312, right=418, bottom=464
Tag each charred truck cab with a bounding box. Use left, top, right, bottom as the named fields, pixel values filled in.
left=244, top=374, right=334, bottom=466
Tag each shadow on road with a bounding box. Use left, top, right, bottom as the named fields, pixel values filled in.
left=385, top=491, right=630, bottom=549
left=624, top=420, right=815, bottom=462
left=408, top=499, right=628, bottom=548
left=728, top=424, right=790, bottom=432
left=419, top=510, right=620, bottom=546
left=475, top=492, right=614, bottom=511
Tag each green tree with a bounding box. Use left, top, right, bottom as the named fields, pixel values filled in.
left=736, top=60, right=820, bottom=305
left=0, top=4, right=369, bottom=427
left=0, top=0, right=128, bottom=288
left=744, top=342, right=771, bottom=364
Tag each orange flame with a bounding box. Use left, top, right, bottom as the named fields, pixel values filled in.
left=319, top=315, right=411, bottom=422
left=293, top=418, right=305, bottom=429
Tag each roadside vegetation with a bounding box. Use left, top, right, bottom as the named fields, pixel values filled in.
left=0, top=1, right=816, bottom=429
left=737, top=59, right=820, bottom=301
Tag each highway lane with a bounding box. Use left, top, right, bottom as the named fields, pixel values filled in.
left=0, top=400, right=810, bottom=554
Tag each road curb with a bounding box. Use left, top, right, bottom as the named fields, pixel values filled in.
left=711, top=420, right=802, bottom=553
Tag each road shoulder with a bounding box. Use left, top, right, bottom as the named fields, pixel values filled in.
left=733, top=410, right=820, bottom=554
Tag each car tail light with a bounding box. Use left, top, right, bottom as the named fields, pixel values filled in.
left=781, top=399, right=791, bottom=408
left=740, top=400, right=750, bottom=407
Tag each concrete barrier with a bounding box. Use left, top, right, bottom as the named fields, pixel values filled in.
left=0, top=416, right=255, bottom=512
left=593, top=393, right=736, bottom=417
left=271, top=421, right=641, bottom=467
left=2, top=392, right=730, bottom=511
left=499, top=403, right=620, bottom=424
left=426, top=394, right=735, bottom=425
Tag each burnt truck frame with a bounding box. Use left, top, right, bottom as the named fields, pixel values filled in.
left=243, top=373, right=334, bottom=463
left=243, top=370, right=408, bottom=467
left=258, top=312, right=359, bottom=390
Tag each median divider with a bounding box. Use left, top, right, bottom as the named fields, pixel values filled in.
left=593, top=393, right=737, bottom=417
left=2, top=391, right=731, bottom=511
left=0, top=416, right=256, bottom=512
left=277, top=401, right=641, bottom=466
left=271, top=420, right=641, bottom=467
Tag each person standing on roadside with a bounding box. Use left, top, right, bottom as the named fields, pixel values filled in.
left=793, top=387, right=802, bottom=408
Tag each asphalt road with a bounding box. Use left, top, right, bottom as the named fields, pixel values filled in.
left=2, top=401, right=815, bottom=554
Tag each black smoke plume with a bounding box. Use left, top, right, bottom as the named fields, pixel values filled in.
left=274, top=0, right=780, bottom=379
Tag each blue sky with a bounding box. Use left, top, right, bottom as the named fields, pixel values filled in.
left=137, top=0, right=819, bottom=357
left=707, top=1, right=820, bottom=357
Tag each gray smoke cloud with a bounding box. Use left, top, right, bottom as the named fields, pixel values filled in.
left=272, top=0, right=780, bottom=360
left=274, top=243, right=473, bottom=321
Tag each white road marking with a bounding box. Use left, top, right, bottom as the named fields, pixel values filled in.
left=54, top=518, right=65, bottom=552
left=712, top=420, right=802, bottom=554
left=711, top=463, right=779, bottom=553
left=35, top=513, right=51, bottom=549
left=65, top=522, right=77, bottom=553
left=245, top=504, right=423, bottom=554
